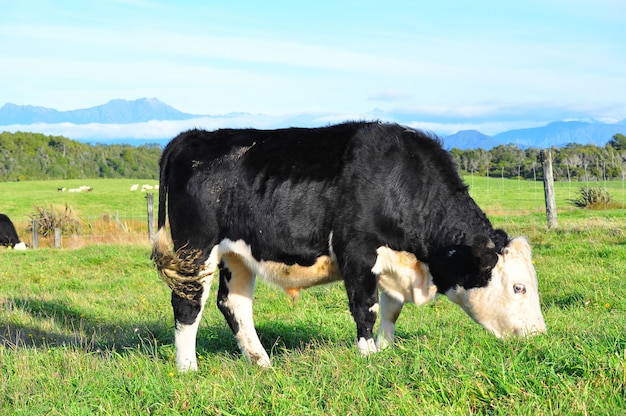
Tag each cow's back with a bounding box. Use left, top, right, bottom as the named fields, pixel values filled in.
left=159, top=122, right=373, bottom=264
left=158, top=121, right=493, bottom=263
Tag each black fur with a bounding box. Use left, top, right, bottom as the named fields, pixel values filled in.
left=0, top=214, right=22, bottom=248
left=171, top=282, right=203, bottom=326
left=216, top=262, right=240, bottom=335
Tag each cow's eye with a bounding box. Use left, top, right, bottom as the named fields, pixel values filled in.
left=513, top=283, right=526, bottom=295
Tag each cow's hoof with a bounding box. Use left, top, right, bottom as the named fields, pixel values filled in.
left=256, top=357, right=272, bottom=368
left=177, top=360, right=198, bottom=372
left=375, top=336, right=392, bottom=350
left=357, top=337, right=378, bottom=355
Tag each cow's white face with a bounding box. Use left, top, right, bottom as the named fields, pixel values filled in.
left=445, top=237, right=546, bottom=338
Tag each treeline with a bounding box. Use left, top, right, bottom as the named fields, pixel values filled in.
left=0, top=131, right=162, bottom=181
left=2, top=131, right=625, bottom=182
left=451, top=134, right=626, bottom=181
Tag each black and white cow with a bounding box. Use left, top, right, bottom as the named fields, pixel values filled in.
left=152, top=122, right=546, bottom=371
left=0, top=214, right=27, bottom=250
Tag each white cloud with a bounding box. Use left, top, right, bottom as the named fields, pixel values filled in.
left=1, top=114, right=343, bottom=142
left=0, top=114, right=558, bottom=142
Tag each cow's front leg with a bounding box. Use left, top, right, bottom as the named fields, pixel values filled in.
left=343, top=263, right=380, bottom=355
left=217, top=258, right=271, bottom=367
left=376, top=290, right=404, bottom=350
left=172, top=277, right=212, bottom=372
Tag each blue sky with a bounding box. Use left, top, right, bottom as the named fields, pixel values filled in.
left=1, top=0, right=625, bottom=137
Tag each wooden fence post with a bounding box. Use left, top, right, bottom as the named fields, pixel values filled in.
left=32, top=219, right=39, bottom=249
left=54, top=227, right=62, bottom=248
left=146, top=193, right=155, bottom=240
left=541, top=149, right=558, bottom=229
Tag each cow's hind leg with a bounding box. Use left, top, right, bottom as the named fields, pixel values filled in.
left=166, top=244, right=219, bottom=372
left=172, top=279, right=211, bottom=371
left=376, top=290, right=404, bottom=350
left=217, top=256, right=271, bottom=367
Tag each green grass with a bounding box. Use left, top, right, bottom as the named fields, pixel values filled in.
left=0, top=178, right=158, bottom=222
left=1, top=178, right=625, bottom=414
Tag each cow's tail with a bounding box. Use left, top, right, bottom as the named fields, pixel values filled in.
left=151, top=229, right=206, bottom=302
left=151, top=141, right=205, bottom=301
left=156, top=142, right=171, bottom=231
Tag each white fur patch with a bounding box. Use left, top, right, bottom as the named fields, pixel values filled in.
left=372, top=246, right=437, bottom=305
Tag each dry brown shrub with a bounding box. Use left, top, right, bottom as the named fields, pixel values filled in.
left=27, top=204, right=81, bottom=237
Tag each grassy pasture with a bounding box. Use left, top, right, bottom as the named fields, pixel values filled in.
left=0, top=178, right=159, bottom=222
left=1, top=178, right=625, bottom=415
left=1, top=179, right=159, bottom=248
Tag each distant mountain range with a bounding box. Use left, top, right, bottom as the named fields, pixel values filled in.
left=0, top=98, right=200, bottom=124
left=444, top=120, right=626, bottom=149
left=1, top=98, right=624, bottom=149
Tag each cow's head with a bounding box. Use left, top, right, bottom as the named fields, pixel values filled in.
left=431, top=235, right=546, bottom=338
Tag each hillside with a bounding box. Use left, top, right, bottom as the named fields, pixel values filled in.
left=0, top=131, right=160, bottom=181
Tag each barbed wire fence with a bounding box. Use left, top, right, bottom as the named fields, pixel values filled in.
left=465, top=159, right=626, bottom=219
left=23, top=195, right=156, bottom=249
left=13, top=158, right=626, bottom=248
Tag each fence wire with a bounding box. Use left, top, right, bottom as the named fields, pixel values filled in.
left=8, top=163, right=626, bottom=248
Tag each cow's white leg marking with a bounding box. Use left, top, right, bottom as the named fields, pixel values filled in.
left=175, top=320, right=200, bottom=371
left=221, top=255, right=271, bottom=367
left=376, top=290, right=404, bottom=350
left=225, top=286, right=271, bottom=367
left=174, top=246, right=219, bottom=372
left=357, top=337, right=378, bottom=355
left=174, top=275, right=213, bottom=371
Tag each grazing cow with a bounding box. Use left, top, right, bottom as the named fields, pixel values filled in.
left=0, top=214, right=27, bottom=250
left=152, top=122, right=546, bottom=371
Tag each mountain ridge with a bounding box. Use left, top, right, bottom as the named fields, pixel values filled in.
left=0, top=98, right=200, bottom=124
left=1, top=98, right=624, bottom=149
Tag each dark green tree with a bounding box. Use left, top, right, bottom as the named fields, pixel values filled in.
left=608, top=133, right=626, bottom=151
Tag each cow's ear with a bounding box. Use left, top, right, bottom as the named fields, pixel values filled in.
left=471, top=235, right=499, bottom=271
left=492, top=229, right=509, bottom=253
